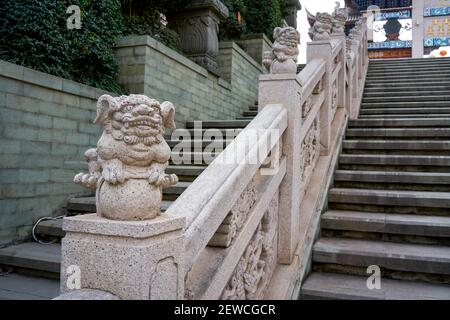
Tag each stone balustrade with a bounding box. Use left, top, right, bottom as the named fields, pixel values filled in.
left=56, top=17, right=368, bottom=300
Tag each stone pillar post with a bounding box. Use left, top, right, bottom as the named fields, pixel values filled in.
left=258, top=27, right=301, bottom=264
left=307, top=41, right=332, bottom=155
left=168, top=0, right=229, bottom=75
left=331, top=33, right=347, bottom=113
left=259, top=75, right=301, bottom=265
left=60, top=214, right=185, bottom=300
left=58, top=94, right=184, bottom=300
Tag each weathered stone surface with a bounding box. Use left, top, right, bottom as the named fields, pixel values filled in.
left=74, top=94, right=178, bottom=220
left=60, top=213, right=185, bottom=300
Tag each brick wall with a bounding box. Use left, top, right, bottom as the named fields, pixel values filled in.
left=0, top=60, right=109, bottom=246
left=0, top=36, right=265, bottom=246
left=115, top=35, right=265, bottom=128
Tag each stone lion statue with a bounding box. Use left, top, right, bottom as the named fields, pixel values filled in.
left=332, top=4, right=347, bottom=34
left=263, top=27, right=300, bottom=74
left=74, top=94, right=178, bottom=220
left=307, top=11, right=333, bottom=41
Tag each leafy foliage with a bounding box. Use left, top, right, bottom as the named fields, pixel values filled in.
left=220, top=0, right=285, bottom=41
left=121, top=0, right=189, bottom=49
left=0, top=0, right=126, bottom=93
left=244, top=0, right=282, bottom=41
left=219, top=0, right=247, bottom=40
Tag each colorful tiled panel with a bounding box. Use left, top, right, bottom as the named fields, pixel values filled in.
left=424, top=6, right=450, bottom=17
left=368, top=40, right=412, bottom=49
left=374, top=9, right=411, bottom=21
left=424, top=37, right=450, bottom=47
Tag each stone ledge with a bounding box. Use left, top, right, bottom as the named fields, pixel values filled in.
left=63, top=213, right=185, bottom=239
left=0, top=60, right=111, bottom=100
left=219, top=41, right=264, bottom=73
left=116, top=35, right=209, bottom=78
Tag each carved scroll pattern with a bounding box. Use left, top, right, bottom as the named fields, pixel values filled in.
left=300, top=118, right=320, bottom=184
left=332, top=81, right=338, bottom=111
left=208, top=179, right=258, bottom=248
left=221, top=193, right=278, bottom=300
left=302, top=96, right=313, bottom=119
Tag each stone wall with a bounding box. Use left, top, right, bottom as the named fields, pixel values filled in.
left=237, top=33, right=273, bottom=69
left=115, top=35, right=264, bottom=128
left=0, top=60, right=108, bottom=246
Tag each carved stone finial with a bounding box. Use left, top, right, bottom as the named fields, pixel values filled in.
left=262, top=27, right=300, bottom=74
left=332, top=3, right=347, bottom=34
left=308, top=12, right=333, bottom=41
left=74, top=94, right=178, bottom=221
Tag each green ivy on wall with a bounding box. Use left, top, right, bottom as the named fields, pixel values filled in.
left=0, top=0, right=126, bottom=93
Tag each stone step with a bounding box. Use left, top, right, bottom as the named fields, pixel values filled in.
left=346, top=128, right=450, bottom=138
left=339, top=154, right=450, bottom=166
left=185, top=120, right=250, bottom=129
left=366, top=73, right=450, bottom=81
left=170, top=151, right=219, bottom=165
left=343, top=140, right=450, bottom=151
left=364, top=86, right=450, bottom=93
left=173, top=128, right=244, bottom=138
left=34, top=219, right=65, bottom=238
left=364, top=90, right=450, bottom=98
left=366, top=77, right=450, bottom=84
left=0, top=243, right=60, bottom=274
left=248, top=106, right=258, bottom=111
left=367, top=68, right=450, bottom=76
left=348, top=118, right=450, bottom=128
left=67, top=197, right=173, bottom=213
left=365, top=81, right=450, bottom=88
left=328, top=188, right=450, bottom=209
left=166, top=165, right=207, bottom=177
left=369, top=58, right=450, bottom=66
left=243, top=111, right=258, bottom=117
left=313, top=237, right=450, bottom=275
left=362, top=95, right=450, bottom=103
left=0, top=273, right=60, bottom=300
left=334, top=170, right=450, bottom=185
left=164, top=181, right=191, bottom=196
left=361, top=101, right=450, bottom=109
left=360, top=108, right=450, bottom=115
left=321, top=210, right=450, bottom=238
left=168, top=139, right=232, bottom=149
left=358, top=114, right=450, bottom=119
left=300, top=272, right=450, bottom=300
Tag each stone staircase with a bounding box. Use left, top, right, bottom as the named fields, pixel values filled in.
left=301, top=58, right=450, bottom=299
left=0, top=103, right=258, bottom=290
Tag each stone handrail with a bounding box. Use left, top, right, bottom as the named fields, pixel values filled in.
left=57, top=18, right=368, bottom=300
left=174, top=104, right=288, bottom=299
left=166, top=105, right=287, bottom=273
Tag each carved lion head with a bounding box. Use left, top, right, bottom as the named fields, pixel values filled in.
left=272, top=27, right=300, bottom=61
left=94, top=94, right=176, bottom=145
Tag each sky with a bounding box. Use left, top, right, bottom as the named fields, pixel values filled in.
left=297, top=0, right=345, bottom=63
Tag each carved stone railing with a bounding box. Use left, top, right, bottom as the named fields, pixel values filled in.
left=169, top=105, right=287, bottom=299
left=346, top=18, right=369, bottom=119
left=56, top=16, right=368, bottom=300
